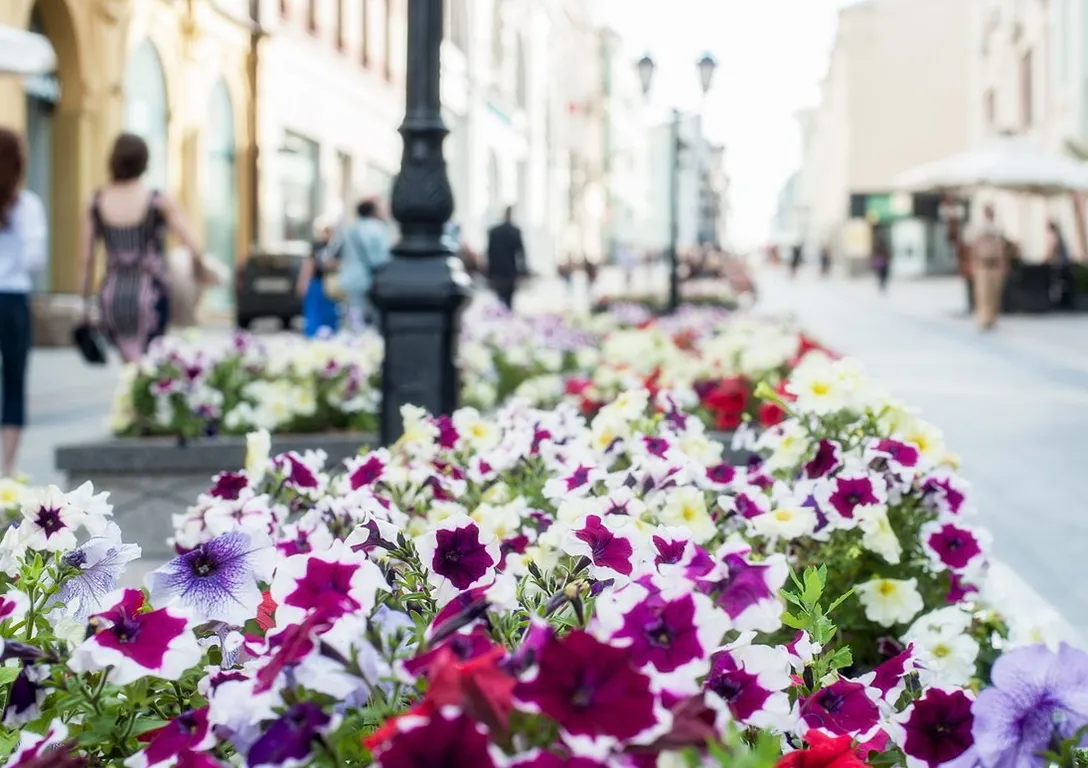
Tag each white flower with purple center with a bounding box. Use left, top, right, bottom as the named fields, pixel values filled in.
left=609, top=575, right=730, bottom=692
left=542, top=463, right=606, bottom=500
left=0, top=589, right=29, bottom=625
left=415, top=515, right=500, bottom=602
left=53, top=522, right=141, bottom=621
left=705, top=643, right=792, bottom=729
left=19, top=485, right=85, bottom=552
left=564, top=514, right=642, bottom=580
left=68, top=588, right=203, bottom=685
left=269, top=540, right=389, bottom=626
left=799, top=679, right=883, bottom=742
left=920, top=521, right=988, bottom=573
left=146, top=530, right=274, bottom=627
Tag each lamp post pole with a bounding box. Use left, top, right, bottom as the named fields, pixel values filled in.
left=370, top=0, right=471, bottom=445
left=668, top=109, right=682, bottom=312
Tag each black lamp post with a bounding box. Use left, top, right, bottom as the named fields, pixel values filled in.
left=370, top=0, right=471, bottom=445
left=637, top=52, right=718, bottom=312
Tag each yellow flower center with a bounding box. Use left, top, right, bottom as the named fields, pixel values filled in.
left=811, top=381, right=830, bottom=396
left=932, top=643, right=951, bottom=659
left=774, top=510, right=794, bottom=522
left=877, top=581, right=898, bottom=597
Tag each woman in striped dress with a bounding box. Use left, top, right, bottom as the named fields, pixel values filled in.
left=79, top=134, right=207, bottom=362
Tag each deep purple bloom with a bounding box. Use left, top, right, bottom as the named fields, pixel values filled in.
left=652, top=535, right=688, bottom=566
left=134, top=707, right=214, bottom=768
left=705, top=463, right=737, bottom=487
left=973, top=643, right=1088, bottom=768
left=872, top=439, right=920, bottom=470
left=246, top=702, right=333, bottom=768
left=348, top=455, right=385, bottom=489
left=698, top=552, right=782, bottom=628
left=434, top=415, right=459, bottom=450
left=799, top=680, right=880, bottom=737
left=733, top=492, right=766, bottom=520
left=277, top=454, right=320, bottom=490
left=209, top=472, right=249, bottom=500
left=516, top=629, right=658, bottom=744
left=374, top=709, right=497, bottom=768
left=571, top=515, right=634, bottom=576
left=804, top=440, right=842, bottom=479
left=431, top=524, right=496, bottom=589
left=946, top=573, right=978, bottom=604
left=2, top=664, right=43, bottom=726
left=614, top=592, right=703, bottom=673
left=922, top=474, right=967, bottom=516
left=898, top=688, right=974, bottom=768
left=566, top=465, right=593, bottom=491
left=147, top=531, right=274, bottom=626
left=924, top=523, right=984, bottom=572
left=825, top=476, right=882, bottom=521
left=642, top=436, right=670, bottom=458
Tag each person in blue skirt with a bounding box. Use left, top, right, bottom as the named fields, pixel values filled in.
left=296, top=219, right=340, bottom=338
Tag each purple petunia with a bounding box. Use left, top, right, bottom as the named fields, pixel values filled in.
left=973, top=643, right=1088, bottom=768
left=415, top=516, right=499, bottom=600
left=705, top=644, right=792, bottom=729
left=799, top=679, right=881, bottom=740
left=54, top=523, right=141, bottom=622
left=246, top=701, right=339, bottom=768
left=516, top=629, right=660, bottom=752
left=565, top=514, right=638, bottom=579
left=892, top=688, right=976, bottom=768
left=819, top=474, right=886, bottom=526
left=921, top=522, right=987, bottom=573
left=803, top=440, right=843, bottom=479
left=697, top=547, right=787, bottom=633
left=372, top=707, right=500, bottom=768
left=147, top=530, right=275, bottom=627
left=127, top=707, right=216, bottom=768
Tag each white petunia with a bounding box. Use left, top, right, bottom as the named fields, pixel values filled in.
left=855, top=577, right=924, bottom=628
left=659, top=486, right=716, bottom=544
left=856, top=505, right=902, bottom=565
left=747, top=503, right=817, bottom=543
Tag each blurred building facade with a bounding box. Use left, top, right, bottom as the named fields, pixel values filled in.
left=790, top=0, right=973, bottom=277
left=2, top=0, right=658, bottom=296
left=1, top=0, right=255, bottom=294
left=969, top=0, right=1088, bottom=260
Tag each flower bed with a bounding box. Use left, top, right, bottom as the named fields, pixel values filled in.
left=3, top=347, right=1082, bottom=767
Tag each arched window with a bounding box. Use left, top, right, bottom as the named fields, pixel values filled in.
left=124, top=39, right=169, bottom=191
left=203, top=80, right=238, bottom=309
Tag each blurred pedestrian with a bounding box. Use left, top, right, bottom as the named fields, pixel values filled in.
left=486, top=205, right=527, bottom=310
left=970, top=204, right=1008, bottom=330
left=327, top=198, right=391, bottom=331
left=80, top=133, right=208, bottom=363
left=617, top=242, right=637, bottom=291
left=558, top=255, right=575, bottom=298
left=0, top=128, right=45, bottom=476
left=789, top=243, right=803, bottom=278
left=296, top=217, right=340, bottom=338
left=819, top=244, right=831, bottom=277
left=872, top=235, right=891, bottom=292
left=1047, top=219, right=1075, bottom=309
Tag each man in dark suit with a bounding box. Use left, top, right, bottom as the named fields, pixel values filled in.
left=486, top=206, right=526, bottom=310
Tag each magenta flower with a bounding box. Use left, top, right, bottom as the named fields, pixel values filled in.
left=697, top=549, right=787, bottom=632
left=921, top=522, right=986, bottom=573
left=922, top=473, right=968, bottom=516
left=868, top=438, right=921, bottom=472
left=127, top=708, right=216, bottom=768
left=705, top=645, right=792, bottom=728
left=820, top=475, right=885, bottom=524
left=146, top=530, right=274, bottom=626
left=208, top=472, right=250, bottom=501
left=269, top=540, right=388, bottom=625
left=803, top=440, right=842, bottom=479
left=973, top=643, right=1088, bottom=768
left=799, top=679, right=881, bottom=738
left=703, top=463, right=737, bottom=490
left=6, top=719, right=69, bottom=767
left=516, top=629, right=659, bottom=748
left=415, top=516, right=499, bottom=596
left=859, top=644, right=916, bottom=703
left=275, top=453, right=322, bottom=491
left=0, top=590, right=29, bottom=625
left=373, top=707, right=499, bottom=768
left=543, top=464, right=604, bottom=499
left=564, top=514, right=637, bottom=578
left=893, top=688, right=975, bottom=768
left=246, top=701, right=338, bottom=768
left=68, top=589, right=202, bottom=685
left=346, top=453, right=387, bottom=490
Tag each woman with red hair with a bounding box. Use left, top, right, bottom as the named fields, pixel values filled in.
left=0, top=127, right=46, bottom=476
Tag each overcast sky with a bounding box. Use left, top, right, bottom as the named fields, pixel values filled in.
left=601, top=0, right=863, bottom=247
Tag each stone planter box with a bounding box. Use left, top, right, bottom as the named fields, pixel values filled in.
left=55, top=433, right=376, bottom=558
left=56, top=430, right=753, bottom=559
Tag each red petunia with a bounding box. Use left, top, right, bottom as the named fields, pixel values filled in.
left=255, top=590, right=277, bottom=631
left=425, top=644, right=516, bottom=733
left=704, top=376, right=750, bottom=431
left=777, top=732, right=868, bottom=768
left=758, top=400, right=787, bottom=427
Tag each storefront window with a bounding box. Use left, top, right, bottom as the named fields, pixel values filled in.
left=203, top=80, right=237, bottom=310
left=280, top=131, right=320, bottom=242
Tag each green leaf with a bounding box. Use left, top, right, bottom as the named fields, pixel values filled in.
left=780, top=611, right=807, bottom=630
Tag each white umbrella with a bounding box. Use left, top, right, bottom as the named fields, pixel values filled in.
left=0, top=26, right=56, bottom=76
left=893, top=135, right=1088, bottom=196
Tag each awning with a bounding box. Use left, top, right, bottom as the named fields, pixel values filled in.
left=0, top=26, right=56, bottom=76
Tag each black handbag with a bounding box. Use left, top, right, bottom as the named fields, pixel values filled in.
left=72, top=323, right=108, bottom=365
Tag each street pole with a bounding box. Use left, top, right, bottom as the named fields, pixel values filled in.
left=370, top=0, right=471, bottom=445
left=668, top=108, right=681, bottom=312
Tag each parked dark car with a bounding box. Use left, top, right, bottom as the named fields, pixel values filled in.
left=235, top=242, right=309, bottom=330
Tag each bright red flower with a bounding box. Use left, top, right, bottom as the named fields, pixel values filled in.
left=564, top=377, right=593, bottom=397
left=776, top=732, right=868, bottom=768
left=426, top=644, right=516, bottom=733
left=758, top=400, right=787, bottom=427
left=362, top=699, right=438, bottom=754
left=255, top=591, right=276, bottom=631
left=704, top=377, right=749, bottom=431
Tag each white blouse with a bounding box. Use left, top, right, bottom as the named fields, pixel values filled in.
left=0, top=190, right=47, bottom=293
